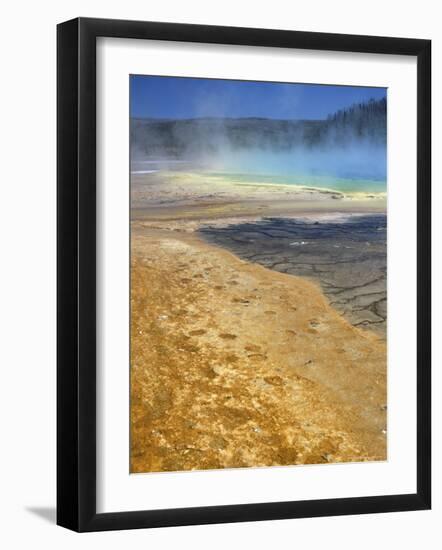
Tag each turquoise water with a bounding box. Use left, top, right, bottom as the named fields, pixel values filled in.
left=204, top=171, right=386, bottom=194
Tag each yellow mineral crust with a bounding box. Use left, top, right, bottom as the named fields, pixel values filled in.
left=130, top=226, right=386, bottom=473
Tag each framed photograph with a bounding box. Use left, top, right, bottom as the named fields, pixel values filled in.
left=57, top=17, right=431, bottom=532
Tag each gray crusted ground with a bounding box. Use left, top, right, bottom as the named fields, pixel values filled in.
left=199, top=214, right=387, bottom=337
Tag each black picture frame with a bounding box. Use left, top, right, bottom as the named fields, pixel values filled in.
left=57, top=17, right=431, bottom=532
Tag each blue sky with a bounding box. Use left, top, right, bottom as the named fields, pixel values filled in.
left=130, top=75, right=386, bottom=121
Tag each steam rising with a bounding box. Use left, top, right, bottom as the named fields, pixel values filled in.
left=131, top=98, right=386, bottom=184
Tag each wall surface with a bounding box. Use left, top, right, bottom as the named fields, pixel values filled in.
left=0, top=1, right=440, bottom=548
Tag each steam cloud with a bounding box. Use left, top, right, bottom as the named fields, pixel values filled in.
left=131, top=98, right=386, bottom=182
